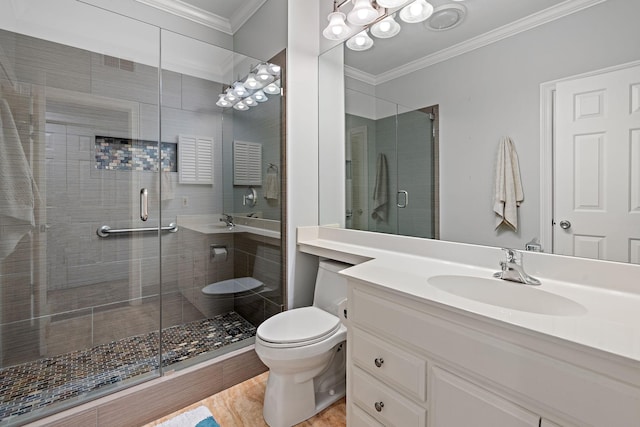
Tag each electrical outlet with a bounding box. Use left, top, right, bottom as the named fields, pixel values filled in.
left=182, top=196, right=189, bottom=207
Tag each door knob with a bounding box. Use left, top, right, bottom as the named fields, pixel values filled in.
left=559, top=220, right=571, bottom=230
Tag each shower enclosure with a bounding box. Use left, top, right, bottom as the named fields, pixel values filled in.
left=0, top=4, right=284, bottom=425
left=345, top=88, right=439, bottom=238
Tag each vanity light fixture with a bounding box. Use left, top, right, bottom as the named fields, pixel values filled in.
left=323, top=0, right=463, bottom=52
left=346, top=29, right=374, bottom=51
left=399, top=0, right=434, bottom=23
left=347, top=0, right=380, bottom=25
left=216, top=62, right=281, bottom=112
left=376, top=0, right=410, bottom=7
left=370, top=14, right=401, bottom=38
left=323, top=11, right=352, bottom=41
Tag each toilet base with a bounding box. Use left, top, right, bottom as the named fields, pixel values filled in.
left=262, top=343, right=346, bottom=427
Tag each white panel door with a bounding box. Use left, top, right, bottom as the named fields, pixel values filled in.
left=554, top=64, right=640, bottom=263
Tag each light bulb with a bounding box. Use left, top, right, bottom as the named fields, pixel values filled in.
left=233, top=101, right=249, bottom=111
left=224, top=88, right=237, bottom=102
left=268, top=63, right=281, bottom=75
left=347, top=0, right=379, bottom=26
left=216, top=94, right=231, bottom=107
left=232, top=82, right=247, bottom=97
left=244, top=73, right=262, bottom=90
left=371, top=14, right=401, bottom=38
left=346, top=30, right=374, bottom=51
left=245, top=97, right=257, bottom=107
left=253, top=90, right=268, bottom=102
left=399, top=0, right=433, bottom=23
left=410, top=2, right=423, bottom=16
left=323, top=12, right=352, bottom=41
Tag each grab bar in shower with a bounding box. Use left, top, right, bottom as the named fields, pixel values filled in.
left=97, top=222, right=178, bottom=238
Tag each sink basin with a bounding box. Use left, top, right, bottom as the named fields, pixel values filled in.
left=428, top=275, right=587, bottom=316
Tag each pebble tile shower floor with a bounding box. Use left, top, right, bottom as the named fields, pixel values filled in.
left=0, top=312, right=256, bottom=423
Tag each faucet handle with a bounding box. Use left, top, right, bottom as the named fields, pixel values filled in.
left=500, top=248, right=521, bottom=264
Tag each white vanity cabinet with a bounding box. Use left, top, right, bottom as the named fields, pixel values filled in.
left=346, top=278, right=640, bottom=427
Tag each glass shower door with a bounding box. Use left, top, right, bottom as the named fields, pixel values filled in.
left=0, top=6, right=164, bottom=423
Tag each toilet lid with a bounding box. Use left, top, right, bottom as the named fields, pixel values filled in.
left=257, top=307, right=341, bottom=345
left=202, top=277, right=263, bottom=295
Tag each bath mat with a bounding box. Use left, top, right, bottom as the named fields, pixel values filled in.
left=157, top=405, right=220, bottom=427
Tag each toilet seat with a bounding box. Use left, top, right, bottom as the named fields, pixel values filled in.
left=202, top=277, right=263, bottom=295
left=257, top=307, right=341, bottom=348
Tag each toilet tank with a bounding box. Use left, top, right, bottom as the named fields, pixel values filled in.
left=312, top=259, right=352, bottom=316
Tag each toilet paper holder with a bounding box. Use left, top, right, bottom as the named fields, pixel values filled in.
left=210, top=244, right=228, bottom=262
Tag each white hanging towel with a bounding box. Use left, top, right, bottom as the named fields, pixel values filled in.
left=493, top=136, right=524, bottom=231
left=0, top=98, right=36, bottom=260
left=371, top=153, right=389, bottom=222
left=264, top=167, right=279, bottom=200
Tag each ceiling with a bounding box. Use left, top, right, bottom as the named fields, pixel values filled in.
left=137, top=0, right=603, bottom=83
left=341, top=0, right=604, bottom=82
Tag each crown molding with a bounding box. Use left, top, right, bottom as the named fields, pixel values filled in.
left=134, top=0, right=233, bottom=34
left=344, top=65, right=377, bottom=86
left=362, top=0, right=606, bottom=85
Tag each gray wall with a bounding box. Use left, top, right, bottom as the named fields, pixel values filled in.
left=374, top=0, right=640, bottom=250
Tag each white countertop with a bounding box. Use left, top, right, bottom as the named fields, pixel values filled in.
left=298, top=226, right=640, bottom=364
left=178, top=214, right=280, bottom=239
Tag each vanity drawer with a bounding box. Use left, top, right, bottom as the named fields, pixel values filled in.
left=352, top=327, right=427, bottom=401
left=349, top=403, right=384, bottom=427
left=352, top=367, right=427, bottom=427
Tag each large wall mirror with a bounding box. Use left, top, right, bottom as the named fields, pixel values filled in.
left=319, top=0, right=640, bottom=264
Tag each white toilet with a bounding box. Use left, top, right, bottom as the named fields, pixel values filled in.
left=255, top=259, right=351, bottom=427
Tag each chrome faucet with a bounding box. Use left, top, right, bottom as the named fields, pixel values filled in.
left=493, top=248, right=541, bottom=286
left=220, top=213, right=235, bottom=227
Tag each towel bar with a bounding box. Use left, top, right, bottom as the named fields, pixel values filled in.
left=97, top=222, right=178, bottom=238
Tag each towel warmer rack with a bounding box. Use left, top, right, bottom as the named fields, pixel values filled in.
left=97, top=222, right=178, bottom=238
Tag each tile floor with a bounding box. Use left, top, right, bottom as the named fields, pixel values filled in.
left=0, top=312, right=256, bottom=424
left=144, top=371, right=347, bottom=427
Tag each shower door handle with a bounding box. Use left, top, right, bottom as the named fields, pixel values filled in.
left=140, top=188, right=148, bottom=221
left=397, top=190, right=409, bottom=208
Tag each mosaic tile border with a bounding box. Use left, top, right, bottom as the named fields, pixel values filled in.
left=95, top=136, right=177, bottom=172
left=0, top=312, right=256, bottom=424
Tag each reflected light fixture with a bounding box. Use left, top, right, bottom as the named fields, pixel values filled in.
left=399, top=0, right=434, bottom=23
left=233, top=101, right=249, bottom=111
left=216, top=62, right=281, bottom=112
left=346, top=30, right=374, bottom=51
left=347, top=0, right=379, bottom=25
left=370, top=14, right=401, bottom=38
left=255, top=63, right=275, bottom=84
left=216, top=94, right=231, bottom=107
left=263, top=80, right=280, bottom=95
left=244, top=73, right=262, bottom=90
left=253, top=90, right=268, bottom=102
left=232, top=81, right=248, bottom=97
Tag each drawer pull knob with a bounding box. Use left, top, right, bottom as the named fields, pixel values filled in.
left=374, top=357, right=384, bottom=368
left=374, top=401, right=384, bottom=412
